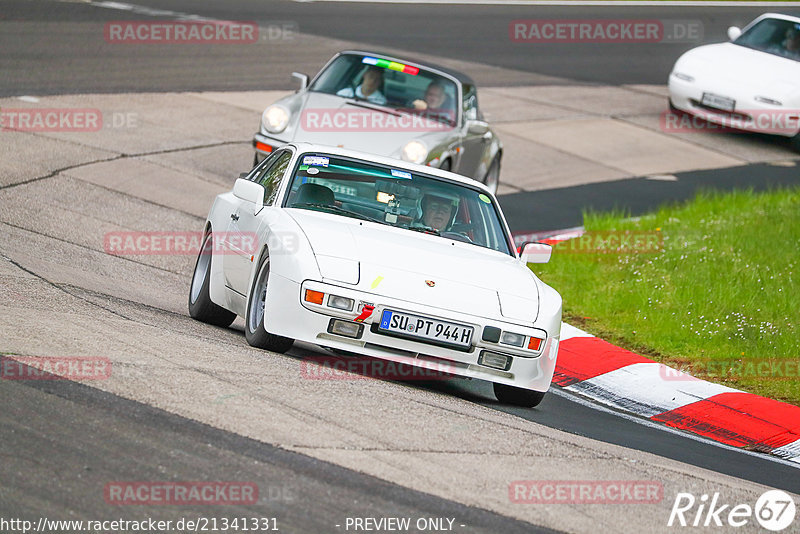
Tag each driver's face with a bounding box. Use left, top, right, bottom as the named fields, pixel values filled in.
left=422, top=198, right=454, bottom=231
left=425, top=86, right=445, bottom=108
left=362, top=69, right=382, bottom=93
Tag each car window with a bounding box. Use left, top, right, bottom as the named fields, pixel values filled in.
left=252, top=150, right=292, bottom=205
left=308, top=53, right=458, bottom=125
left=283, top=152, right=513, bottom=256
left=734, top=18, right=800, bottom=61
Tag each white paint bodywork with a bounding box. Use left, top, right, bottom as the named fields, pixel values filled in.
left=202, top=142, right=561, bottom=393
left=668, top=13, right=800, bottom=138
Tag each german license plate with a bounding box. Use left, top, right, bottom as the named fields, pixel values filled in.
left=701, top=92, right=735, bottom=112
left=378, top=309, right=473, bottom=348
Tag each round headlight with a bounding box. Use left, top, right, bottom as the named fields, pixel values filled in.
left=401, top=140, right=428, bottom=164
left=262, top=105, right=290, bottom=134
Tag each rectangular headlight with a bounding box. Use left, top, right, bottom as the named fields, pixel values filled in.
left=327, top=295, right=354, bottom=311
left=478, top=350, right=512, bottom=371
left=500, top=331, right=525, bottom=347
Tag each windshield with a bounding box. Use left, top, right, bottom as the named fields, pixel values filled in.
left=733, top=18, right=800, bottom=61
left=283, top=153, right=513, bottom=256
left=308, top=53, right=458, bottom=126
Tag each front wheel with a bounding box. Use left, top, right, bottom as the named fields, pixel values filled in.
left=483, top=156, right=500, bottom=195
left=188, top=232, right=237, bottom=327
left=493, top=383, right=546, bottom=408
left=244, top=253, right=294, bottom=353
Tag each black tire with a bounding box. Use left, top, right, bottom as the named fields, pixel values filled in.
left=483, top=156, right=500, bottom=195
left=439, top=159, right=451, bottom=172
left=253, top=153, right=260, bottom=167
left=244, top=252, right=294, bottom=353
left=188, top=232, right=237, bottom=327
left=493, top=383, right=546, bottom=408
left=668, top=98, right=686, bottom=116
left=791, top=133, right=800, bottom=154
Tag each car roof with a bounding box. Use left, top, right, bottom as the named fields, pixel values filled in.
left=338, top=50, right=477, bottom=86
left=286, top=142, right=491, bottom=192
left=749, top=12, right=800, bottom=26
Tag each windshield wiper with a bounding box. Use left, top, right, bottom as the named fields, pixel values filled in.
left=406, top=225, right=440, bottom=236
left=293, top=203, right=387, bottom=225
left=345, top=100, right=400, bottom=116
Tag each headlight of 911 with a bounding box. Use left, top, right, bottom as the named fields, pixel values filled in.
left=672, top=71, right=694, bottom=83
left=401, top=140, right=428, bottom=164
left=262, top=105, right=290, bottom=134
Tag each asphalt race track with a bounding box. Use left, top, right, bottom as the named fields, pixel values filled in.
left=1, top=1, right=799, bottom=533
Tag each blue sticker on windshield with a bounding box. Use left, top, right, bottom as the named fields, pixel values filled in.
left=390, top=169, right=412, bottom=180
left=303, top=156, right=329, bottom=167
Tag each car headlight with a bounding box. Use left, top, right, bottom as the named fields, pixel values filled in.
left=671, top=71, right=695, bottom=83
left=262, top=105, right=290, bottom=134
left=401, top=140, right=428, bottom=164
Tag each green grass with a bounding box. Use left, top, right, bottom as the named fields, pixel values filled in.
left=534, top=187, right=800, bottom=405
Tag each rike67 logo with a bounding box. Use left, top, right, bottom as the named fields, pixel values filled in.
left=668, top=490, right=796, bottom=531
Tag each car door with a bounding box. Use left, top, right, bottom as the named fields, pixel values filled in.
left=224, top=149, right=293, bottom=295
left=457, top=84, right=493, bottom=179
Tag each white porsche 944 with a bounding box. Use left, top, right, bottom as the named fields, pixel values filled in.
left=189, top=143, right=561, bottom=407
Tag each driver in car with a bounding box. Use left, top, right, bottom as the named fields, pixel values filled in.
left=336, top=66, right=387, bottom=105
left=418, top=191, right=458, bottom=232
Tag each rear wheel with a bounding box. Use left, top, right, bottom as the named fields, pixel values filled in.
left=483, top=156, right=500, bottom=195
left=493, top=383, right=546, bottom=408
left=188, top=232, right=236, bottom=327
left=244, top=253, right=294, bottom=353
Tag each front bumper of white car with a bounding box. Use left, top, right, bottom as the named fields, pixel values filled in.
left=264, top=274, right=560, bottom=392
left=668, top=73, right=800, bottom=138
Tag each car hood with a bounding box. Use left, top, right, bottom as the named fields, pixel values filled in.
left=286, top=209, right=539, bottom=324
left=282, top=92, right=456, bottom=159
left=676, top=43, right=800, bottom=98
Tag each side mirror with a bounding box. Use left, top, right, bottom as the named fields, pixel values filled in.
left=520, top=242, right=552, bottom=264
left=727, top=26, right=741, bottom=41
left=233, top=178, right=265, bottom=210
left=467, top=119, right=490, bottom=136
left=292, top=72, right=309, bottom=91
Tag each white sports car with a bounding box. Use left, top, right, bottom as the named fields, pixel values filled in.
left=189, top=143, right=561, bottom=407
left=668, top=13, right=800, bottom=151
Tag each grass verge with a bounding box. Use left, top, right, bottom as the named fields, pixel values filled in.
left=534, top=187, right=799, bottom=405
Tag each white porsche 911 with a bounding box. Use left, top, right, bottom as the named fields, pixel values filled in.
left=189, top=143, right=561, bottom=407
left=668, top=13, right=800, bottom=151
